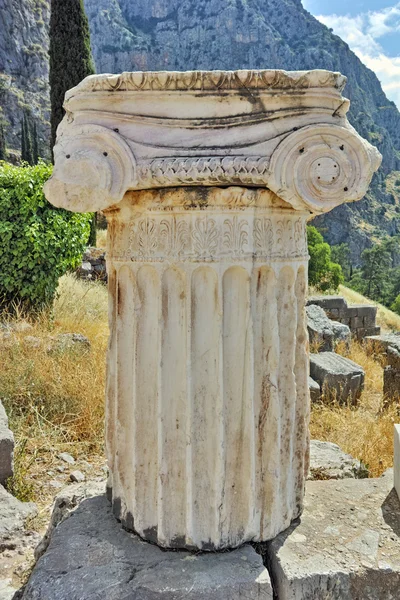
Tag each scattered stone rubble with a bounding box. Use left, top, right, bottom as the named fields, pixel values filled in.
left=310, top=352, right=365, bottom=405
left=307, top=295, right=380, bottom=340
left=366, top=333, right=400, bottom=401
left=0, top=324, right=91, bottom=355
left=0, top=401, right=13, bottom=487
left=76, top=248, right=107, bottom=282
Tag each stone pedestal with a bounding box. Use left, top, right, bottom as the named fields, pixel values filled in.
left=44, top=68, right=381, bottom=551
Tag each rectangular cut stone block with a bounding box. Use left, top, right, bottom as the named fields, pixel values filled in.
left=266, top=475, right=400, bottom=599
left=309, top=377, right=321, bottom=403
left=0, top=401, right=14, bottom=485
left=395, top=425, right=400, bottom=501
left=384, top=367, right=400, bottom=401
left=22, top=493, right=273, bottom=600
left=366, top=334, right=400, bottom=359
left=359, top=326, right=381, bottom=338
left=310, top=352, right=365, bottom=404
left=307, top=296, right=348, bottom=311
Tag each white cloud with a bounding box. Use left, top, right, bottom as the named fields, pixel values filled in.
left=316, top=4, right=400, bottom=108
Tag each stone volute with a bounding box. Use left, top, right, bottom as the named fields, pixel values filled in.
left=44, top=69, right=381, bottom=551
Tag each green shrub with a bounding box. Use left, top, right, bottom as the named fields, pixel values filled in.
left=391, top=294, right=400, bottom=315
left=307, top=226, right=344, bottom=291
left=0, top=162, right=91, bottom=311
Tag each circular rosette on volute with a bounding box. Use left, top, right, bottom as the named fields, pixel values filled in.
left=267, top=124, right=382, bottom=214
left=44, top=125, right=136, bottom=212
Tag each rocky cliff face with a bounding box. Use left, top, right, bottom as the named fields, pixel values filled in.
left=0, top=0, right=50, bottom=159
left=1, top=0, right=400, bottom=263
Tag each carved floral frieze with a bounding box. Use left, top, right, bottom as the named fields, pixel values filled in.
left=115, top=212, right=308, bottom=263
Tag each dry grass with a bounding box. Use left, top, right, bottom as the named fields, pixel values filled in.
left=1, top=274, right=108, bottom=518
left=310, top=339, right=398, bottom=477
left=1, top=272, right=398, bottom=524
left=339, top=284, right=400, bottom=332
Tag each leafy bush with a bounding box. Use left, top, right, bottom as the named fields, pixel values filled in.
left=0, top=162, right=91, bottom=311
left=391, top=294, right=400, bottom=315
left=307, top=226, right=344, bottom=291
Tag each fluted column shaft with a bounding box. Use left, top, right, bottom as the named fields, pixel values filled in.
left=104, top=186, right=310, bottom=551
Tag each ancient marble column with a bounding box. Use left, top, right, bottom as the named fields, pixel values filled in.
left=44, top=69, right=381, bottom=551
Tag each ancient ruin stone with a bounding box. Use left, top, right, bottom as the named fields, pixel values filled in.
left=309, top=440, right=369, bottom=480
left=309, top=377, right=321, bottom=403
left=310, top=352, right=365, bottom=405
left=265, top=475, right=400, bottom=600
left=23, top=490, right=273, bottom=600
left=44, top=68, right=380, bottom=551
left=308, top=296, right=380, bottom=339
left=307, top=304, right=350, bottom=351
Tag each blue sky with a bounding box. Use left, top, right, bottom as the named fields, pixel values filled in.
left=302, top=1, right=400, bottom=108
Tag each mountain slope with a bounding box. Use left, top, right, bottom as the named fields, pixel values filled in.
left=0, top=0, right=50, bottom=159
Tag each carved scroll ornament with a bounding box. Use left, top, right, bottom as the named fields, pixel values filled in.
left=44, top=69, right=381, bottom=215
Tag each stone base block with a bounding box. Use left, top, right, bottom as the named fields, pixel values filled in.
left=309, top=377, right=321, bottom=403
left=384, top=366, right=400, bottom=401
left=0, top=402, right=14, bottom=486
left=22, top=493, right=273, bottom=600
left=310, top=352, right=365, bottom=404
left=395, top=425, right=400, bottom=501
left=265, top=474, right=400, bottom=599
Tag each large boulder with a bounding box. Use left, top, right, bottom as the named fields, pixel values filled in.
left=310, top=352, right=365, bottom=405
left=309, top=377, right=321, bottom=403
left=0, top=485, right=38, bottom=599
left=309, top=440, right=369, bottom=480
left=307, top=304, right=350, bottom=352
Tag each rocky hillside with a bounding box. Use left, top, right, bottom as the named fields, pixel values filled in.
left=1, top=0, right=400, bottom=262
left=0, top=0, right=50, bottom=160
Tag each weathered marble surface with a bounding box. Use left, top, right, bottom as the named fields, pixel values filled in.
left=265, top=474, right=400, bottom=600
left=44, top=69, right=381, bottom=551
left=103, top=186, right=310, bottom=550
left=45, top=69, right=380, bottom=215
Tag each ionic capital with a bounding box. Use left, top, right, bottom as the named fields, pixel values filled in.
left=44, top=69, right=381, bottom=216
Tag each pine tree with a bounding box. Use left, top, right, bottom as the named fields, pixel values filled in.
left=49, top=0, right=95, bottom=151
left=0, top=125, right=7, bottom=161
left=22, top=112, right=34, bottom=166
left=32, top=120, right=39, bottom=164
left=21, top=118, right=26, bottom=162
